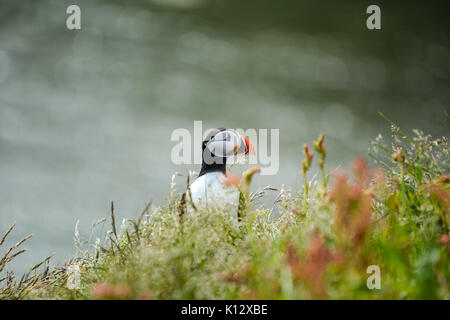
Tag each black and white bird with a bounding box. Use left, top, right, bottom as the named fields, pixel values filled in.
left=183, top=128, right=255, bottom=215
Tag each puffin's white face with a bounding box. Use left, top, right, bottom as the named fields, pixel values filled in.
left=205, top=129, right=254, bottom=158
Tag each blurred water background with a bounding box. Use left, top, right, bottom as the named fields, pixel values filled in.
left=0, top=0, right=448, bottom=274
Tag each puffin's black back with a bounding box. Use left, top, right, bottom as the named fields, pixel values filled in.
left=198, top=128, right=227, bottom=177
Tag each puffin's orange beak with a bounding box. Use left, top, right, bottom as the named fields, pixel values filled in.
left=234, top=135, right=255, bottom=156
left=243, top=136, right=255, bottom=155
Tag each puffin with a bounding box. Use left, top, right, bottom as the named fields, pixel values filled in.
left=181, top=128, right=255, bottom=217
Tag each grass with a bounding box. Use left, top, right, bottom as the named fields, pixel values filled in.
left=1, top=119, right=449, bottom=300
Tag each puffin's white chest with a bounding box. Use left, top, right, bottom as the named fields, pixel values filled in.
left=189, top=172, right=239, bottom=210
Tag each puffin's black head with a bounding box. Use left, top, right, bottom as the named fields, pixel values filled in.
left=199, top=128, right=255, bottom=177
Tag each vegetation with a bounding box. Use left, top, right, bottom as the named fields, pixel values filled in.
left=1, top=119, right=449, bottom=300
